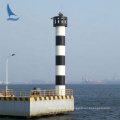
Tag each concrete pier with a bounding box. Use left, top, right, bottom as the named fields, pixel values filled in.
left=0, top=89, right=74, bottom=118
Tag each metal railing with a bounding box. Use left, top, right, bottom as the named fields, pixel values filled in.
left=0, top=89, right=73, bottom=97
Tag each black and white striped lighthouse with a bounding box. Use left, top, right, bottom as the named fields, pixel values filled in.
left=52, top=13, right=67, bottom=95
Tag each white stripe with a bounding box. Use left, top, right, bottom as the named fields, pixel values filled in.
left=56, top=26, right=65, bottom=36
left=55, top=85, right=65, bottom=96
left=56, top=46, right=65, bottom=55
left=56, top=66, right=65, bottom=75
left=55, top=85, right=65, bottom=90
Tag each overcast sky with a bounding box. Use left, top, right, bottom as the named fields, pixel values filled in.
left=0, top=0, right=120, bottom=83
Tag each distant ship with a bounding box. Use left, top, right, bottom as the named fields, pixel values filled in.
left=81, top=76, right=106, bottom=84
left=89, top=81, right=106, bottom=84
left=81, top=81, right=106, bottom=84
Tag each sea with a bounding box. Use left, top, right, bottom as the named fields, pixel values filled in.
left=0, top=84, right=120, bottom=120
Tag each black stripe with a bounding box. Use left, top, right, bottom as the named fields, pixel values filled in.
left=25, top=98, right=28, bottom=101
left=56, top=76, right=65, bottom=85
left=9, top=97, right=12, bottom=101
left=56, top=36, right=65, bottom=45
left=14, top=98, right=17, bottom=101
left=56, top=56, right=65, bottom=65
left=34, top=97, right=37, bottom=101
left=49, top=97, right=51, bottom=100
left=39, top=97, right=42, bottom=100
left=20, top=98, right=22, bottom=101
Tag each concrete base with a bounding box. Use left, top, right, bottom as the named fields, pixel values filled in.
left=0, top=101, right=30, bottom=117
left=0, top=98, right=74, bottom=118
left=30, top=99, right=74, bottom=117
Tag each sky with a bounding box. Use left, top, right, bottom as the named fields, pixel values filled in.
left=0, top=0, right=120, bottom=83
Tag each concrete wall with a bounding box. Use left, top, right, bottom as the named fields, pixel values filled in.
left=0, top=101, right=30, bottom=117
left=0, top=98, right=74, bottom=117
left=30, top=99, right=74, bottom=117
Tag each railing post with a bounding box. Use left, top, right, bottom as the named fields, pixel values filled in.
left=25, top=91, right=26, bottom=97
left=29, top=90, right=31, bottom=97
left=53, top=89, right=54, bottom=96
left=34, top=90, right=35, bottom=97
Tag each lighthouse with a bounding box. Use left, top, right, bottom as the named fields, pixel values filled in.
left=52, top=12, right=67, bottom=95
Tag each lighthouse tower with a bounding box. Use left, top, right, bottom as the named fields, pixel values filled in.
left=52, top=13, right=67, bottom=95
